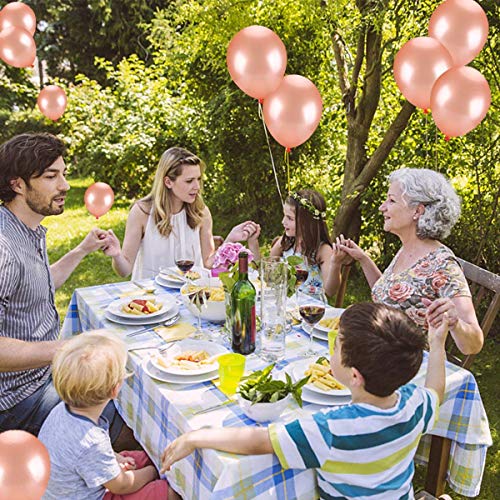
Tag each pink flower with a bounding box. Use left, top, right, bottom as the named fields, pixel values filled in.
left=213, top=242, right=253, bottom=271
left=388, top=282, right=414, bottom=302
left=414, top=260, right=435, bottom=277
left=431, top=272, right=449, bottom=294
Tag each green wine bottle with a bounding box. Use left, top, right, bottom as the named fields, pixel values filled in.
left=231, top=252, right=256, bottom=355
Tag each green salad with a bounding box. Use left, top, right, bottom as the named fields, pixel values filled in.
left=238, top=363, right=310, bottom=407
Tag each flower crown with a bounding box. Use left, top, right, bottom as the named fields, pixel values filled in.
left=289, top=192, right=326, bottom=220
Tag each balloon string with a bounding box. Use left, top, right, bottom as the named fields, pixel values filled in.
left=284, top=148, right=291, bottom=194
left=435, top=124, right=439, bottom=171
left=424, top=111, right=429, bottom=164
left=258, top=101, right=284, bottom=204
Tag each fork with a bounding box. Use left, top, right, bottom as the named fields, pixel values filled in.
left=126, top=313, right=180, bottom=338
left=128, top=343, right=175, bottom=353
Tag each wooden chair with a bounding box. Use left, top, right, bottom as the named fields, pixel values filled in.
left=334, top=264, right=352, bottom=308
left=424, top=258, right=500, bottom=496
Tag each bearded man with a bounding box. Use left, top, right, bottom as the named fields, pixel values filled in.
left=0, top=133, right=132, bottom=448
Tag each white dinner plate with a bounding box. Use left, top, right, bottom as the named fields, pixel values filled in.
left=142, top=357, right=218, bottom=385
left=107, top=294, right=176, bottom=320
left=301, top=386, right=351, bottom=406
left=150, top=339, right=228, bottom=376
left=289, top=359, right=351, bottom=397
left=300, top=321, right=329, bottom=341
left=158, top=266, right=207, bottom=283
left=104, top=304, right=179, bottom=326
left=313, top=308, right=344, bottom=334
left=155, top=274, right=183, bottom=289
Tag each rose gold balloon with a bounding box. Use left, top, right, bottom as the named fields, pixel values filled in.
left=429, top=0, right=489, bottom=67
left=263, top=74, right=322, bottom=149
left=227, top=25, right=287, bottom=100
left=37, top=85, right=68, bottom=121
left=431, top=66, right=491, bottom=138
left=0, top=2, right=37, bottom=35
left=0, top=26, right=36, bottom=68
left=0, top=430, right=50, bottom=500
left=393, top=37, right=453, bottom=110
left=84, top=182, right=115, bottom=219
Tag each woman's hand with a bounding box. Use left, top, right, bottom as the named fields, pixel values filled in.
left=226, top=221, right=260, bottom=243
left=336, top=236, right=366, bottom=262
left=422, top=297, right=459, bottom=328
left=101, top=229, right=122, bottom=257
left=160, top=434, right=195, bottom=473
left=332, top=235, right=354, bottom=266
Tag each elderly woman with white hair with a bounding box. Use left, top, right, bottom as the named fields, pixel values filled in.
left=336, top=167, right=483, bottom=355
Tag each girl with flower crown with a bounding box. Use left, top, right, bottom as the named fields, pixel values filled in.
left=252, top=189, right=346, bottom=298
left=102, top=147, right=260, bottom=280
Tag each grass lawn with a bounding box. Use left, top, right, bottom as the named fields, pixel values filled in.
left=46, top=178, right=499, bottom=499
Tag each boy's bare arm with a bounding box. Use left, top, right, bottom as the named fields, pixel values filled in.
left=161, top=427, right=273, bottom=472
left=424, top=314, right=449, bottom=404
left=103, top=465, right=158, bottom=495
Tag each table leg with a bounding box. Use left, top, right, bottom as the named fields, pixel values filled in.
left=425, top=435, right=452, bottom=496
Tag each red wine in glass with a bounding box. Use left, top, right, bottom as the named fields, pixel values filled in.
left=295, top=268, right=309, bottom=287
left=176, top=259, right=195, bottom=273
left=299, top=305, right=325, bottom=326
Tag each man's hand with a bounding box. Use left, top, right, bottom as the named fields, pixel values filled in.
left=101, top=229, right=122, bottom=257
left=76, top=228, right=108, bottom=256
left=160, top=434, right=195, bottom=473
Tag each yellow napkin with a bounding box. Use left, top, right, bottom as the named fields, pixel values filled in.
left=154, top=322, right=196, bottom=342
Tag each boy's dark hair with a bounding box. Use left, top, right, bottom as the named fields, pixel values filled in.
left=0, top=133, right=66, bottom=203
left=339, top=302, right=426, bottom=397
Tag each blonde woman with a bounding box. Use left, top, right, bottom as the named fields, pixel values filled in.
left=104, top=147, right=259, bottom=280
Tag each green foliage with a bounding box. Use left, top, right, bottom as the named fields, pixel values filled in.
left=238, top=363, right=310, bottom=406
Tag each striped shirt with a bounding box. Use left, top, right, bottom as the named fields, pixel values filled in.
left=0, top=206, right=59, bottom=411
left=269, top=384, right=439, bottom=500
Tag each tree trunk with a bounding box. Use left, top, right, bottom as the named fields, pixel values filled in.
left=330, top=0, right=416, bottom=241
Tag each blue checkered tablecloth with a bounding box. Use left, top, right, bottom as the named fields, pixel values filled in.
left=61, top=279, right=492, bottom=498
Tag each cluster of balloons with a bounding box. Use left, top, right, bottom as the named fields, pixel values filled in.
left=393, top=0, right=490, bottom=139
left=0, top=2, right=67, bottom=121
left=227, top=25, right=322, bottom=150
left=0, top=430, right=51, bottom=499
left=84, top=182, right=115, bottom=219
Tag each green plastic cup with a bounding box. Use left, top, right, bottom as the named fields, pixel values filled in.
left=328, top=329, right=339, bottom=356
left=218, top=353, right=246, bottom=395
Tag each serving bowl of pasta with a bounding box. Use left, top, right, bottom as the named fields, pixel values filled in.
left=180, top=278, right=226, bottom=323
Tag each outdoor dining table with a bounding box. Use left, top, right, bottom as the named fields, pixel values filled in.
left=61, top=279, right=492, bottom=499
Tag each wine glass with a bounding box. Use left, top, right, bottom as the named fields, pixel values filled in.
left=298, top=286, right=327, bottom=356
left=295, top=266, right=309, bottom=290
left=175, top=244, right=195, bottom=276
left=189, top=289, right=209, bottom=340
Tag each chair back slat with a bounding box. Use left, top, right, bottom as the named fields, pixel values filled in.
left=448, top=258, right=500, bottom=370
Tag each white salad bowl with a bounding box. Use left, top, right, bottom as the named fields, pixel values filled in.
left=236, top=393, right=292, bottom=423
left=180, top=278, right=226, bottom=323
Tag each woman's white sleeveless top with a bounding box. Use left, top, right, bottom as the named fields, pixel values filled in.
left=131, top=209, right=203, bottom=280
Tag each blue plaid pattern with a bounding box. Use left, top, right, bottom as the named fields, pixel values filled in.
left=61, top=279, right=492, bottom=499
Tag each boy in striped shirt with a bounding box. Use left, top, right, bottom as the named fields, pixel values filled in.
left=161, top=302, right=446, bottom=499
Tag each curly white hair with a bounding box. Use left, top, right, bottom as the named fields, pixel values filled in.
left=388, top=168, right=461, bottom=240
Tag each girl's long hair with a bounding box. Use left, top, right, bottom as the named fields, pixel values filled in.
left=139, top=147, right=206, bottom=237
left=281, top=189, right=331, bottom=263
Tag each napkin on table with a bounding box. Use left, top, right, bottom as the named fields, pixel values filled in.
left=154, top=322, right=196, bottom=342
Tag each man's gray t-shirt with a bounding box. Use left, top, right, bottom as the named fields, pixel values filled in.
left=39, top=402, right=121, bottom=500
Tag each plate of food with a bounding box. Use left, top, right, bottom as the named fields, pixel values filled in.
left=104, top=304, right=179, bottom=326
left=180, top=278, right=226, bottom=322
left=300, top=386, right=351, bottom=406
left=313, top=309, right=343, bottom=334
left=291, top=357, right=350, bottom=397
left=157, top=266, right=205, bottom=286
left=107, top=295, right=176, bottom=320
left=142, top=357, right=218, bottom=385
left=151, top=339, right=228, bottom=376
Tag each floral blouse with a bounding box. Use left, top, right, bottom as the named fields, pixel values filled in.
left=372, top=246, right=471, bottom=331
